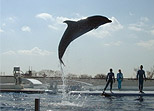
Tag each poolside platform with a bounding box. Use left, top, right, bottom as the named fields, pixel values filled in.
left=69, top=91, right=154, bottom=96
left=1, top=89, right=154, bottom=96
left=0, top=88, right=45, bottom=94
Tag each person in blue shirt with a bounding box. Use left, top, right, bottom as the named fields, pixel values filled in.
left=136, top=65, right=146, bottom=93
left=103, top=68, right=115, bottom=93
left=117, top=69, right=123, bottom=90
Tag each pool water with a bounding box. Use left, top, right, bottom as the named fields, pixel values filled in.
left=0, top=92, right=154, bottom=111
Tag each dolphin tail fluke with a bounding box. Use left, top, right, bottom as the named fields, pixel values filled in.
left=59, top=59, right=65, bottom=66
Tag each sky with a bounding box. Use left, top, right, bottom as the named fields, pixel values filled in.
left=0, top=0, right=154, bottom=77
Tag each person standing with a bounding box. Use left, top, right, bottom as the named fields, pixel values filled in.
left=117, top=69, right=123, bottom=90
left=103, top=68, right=115, bottom=93
left=136, top=65, right=146, bottom=93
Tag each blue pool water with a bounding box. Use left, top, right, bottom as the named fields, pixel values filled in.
left=0, top=92, right=154, bottom=111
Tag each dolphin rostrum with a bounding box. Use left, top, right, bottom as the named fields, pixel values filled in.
left=58, top=15, right=112, bottom=65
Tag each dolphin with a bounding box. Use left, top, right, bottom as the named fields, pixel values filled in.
left=58, top=15, right=112, bottom=65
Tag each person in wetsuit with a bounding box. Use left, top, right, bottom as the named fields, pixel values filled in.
left=136, top=65, right=146, bottom=93
left=117, top=69, right=123, bottom=90
left=103, top=68, right=115, bottom=93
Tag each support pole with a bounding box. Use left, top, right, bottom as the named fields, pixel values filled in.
left=35, top=98, right=40, bottom=111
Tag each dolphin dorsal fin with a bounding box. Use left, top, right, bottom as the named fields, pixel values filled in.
left=64, top=20, right=76, bottom=26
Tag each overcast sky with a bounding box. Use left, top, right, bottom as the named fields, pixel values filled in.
left=0, top=0, right=154, bottom=77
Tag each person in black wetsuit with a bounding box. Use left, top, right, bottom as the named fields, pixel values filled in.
left=136, top=65, right=146, bottom=93
left=103, top=68, right=115, bottom=93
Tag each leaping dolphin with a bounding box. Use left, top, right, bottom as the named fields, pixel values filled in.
left=58, top=15, right=112, bottom=65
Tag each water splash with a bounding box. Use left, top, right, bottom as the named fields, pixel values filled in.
left=59, top=62, right=87, bottom=108
left=60, top=63, right=68, bottom=102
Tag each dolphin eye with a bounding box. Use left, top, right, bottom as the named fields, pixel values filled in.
left=95, top=26, right=99, bottom=29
